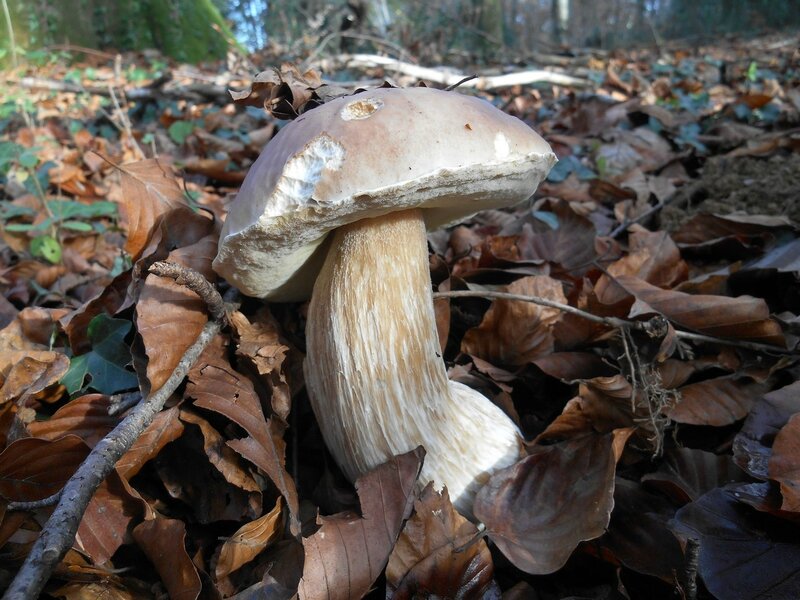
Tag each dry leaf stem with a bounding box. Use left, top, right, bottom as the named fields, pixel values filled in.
left=4, top=266, right=231, bottom=600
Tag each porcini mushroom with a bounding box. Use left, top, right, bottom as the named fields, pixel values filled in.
left=214, top=86, right=556, bottom=515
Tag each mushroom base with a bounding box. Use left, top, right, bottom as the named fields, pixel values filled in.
left=304, top=208, right=522, bottom=516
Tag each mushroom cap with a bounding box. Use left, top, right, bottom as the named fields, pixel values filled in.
left=213, top=86, right=556, bottom=301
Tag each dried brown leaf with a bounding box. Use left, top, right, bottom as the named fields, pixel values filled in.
left=733, top=381, right=800, bottom=480
left=186, top=335, right=300, bottom=534
left=216, top=497, right=284, bottom=579
left=667, top=375, right=770, bottom=426
left=0, top=353, right=69, bottom=405
left=610, top=275, right=785, bottom=345
left=230, top=65, right=323, bottom=119
left=297, top=448, right=424, bottom=600
left=116, top=158, right=187, bottom=261
left=474, top=429, right=632, bottom=574
left=117, top=406, right=184, bottom=479
left=137, top=234, right=218, bottom=390
left=672, top=487, right=800, bottom=599
left=76, top=469, right=147, bottom=564
left=523, top=200, right=598, bottom=275
left=768, top=414, right=800, bottom=512
left=229, top=308, right=292, bottom=421
left=386, top=484, right=493, bottom=599
left=0, top=435, right=89, bottom=501
left=180, top=408, right=260, bottom=494
left=27, top=394, right=118, bottom=447
left=133, top=516, right=202, bottom=600
left=461, top=276, right=566, bottom=366
left=598, top=478, right=685, bottom=582
left=642, top=446, right=747, bottom=504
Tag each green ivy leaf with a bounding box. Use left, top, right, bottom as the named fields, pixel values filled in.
left=30, top=235, right=62, bottom=263
left=62, top=314, right=138, bottom=395
left=168, top=121, right=195, bottom=145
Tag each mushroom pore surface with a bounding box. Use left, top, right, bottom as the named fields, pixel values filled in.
left=304, top=208, right=523, bottom=516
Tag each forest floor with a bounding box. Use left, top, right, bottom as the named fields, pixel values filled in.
left=1, top=31, right=800, bottom=599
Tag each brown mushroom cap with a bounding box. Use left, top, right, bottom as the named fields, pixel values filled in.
left=213, top=86, right=556, bottom=301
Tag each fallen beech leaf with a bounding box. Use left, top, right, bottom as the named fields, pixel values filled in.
left=117, top=406, right=184, bottom=479
left=27, top=393, right=118, bottom=447
left=535, top=376, right=661, bottom=450
left=133, top=516, right=202, bottom=600
left=76, top=469, right=146, bottom=564
left=474, top=429, right=632, bottom=574
left=386, top=483, right=493, bottom=599
left=610, top=275, right=785, bottom=345
left=523, top=200, right=598, bottom=275
left=116, top=158, right=187, bottom=261
left=187, top=335, right=300, bottom=534
left=733, top=381, right=800, bottom=480
left=216, top=497, right=284, bottom=579
left=768, top=414, right=800, bottom=512
left=667, top=375, right=769, bottom=426
left=597, top=231, right=688, bottom=303
left=0, top=353, right=69, bottom=405
left=671, top=487, right=800, bottom=599
left=642, top=446, right=747, bottom=504
left=297, top=448, right=424, bottom=600
left=180, top=408, right=261, bottom=495
left=461, top=276, right=566, bottom=366
left=230, top=64, right=323, bottom=119
left=0, top=435, right=89, bottom=501
left=229, top=308, right=292, bottom=421
left=597, top=478, right=685, bottom=582
left=531, top=351, right=617, bottom=380
left=137, top=234, right=218, bottom=390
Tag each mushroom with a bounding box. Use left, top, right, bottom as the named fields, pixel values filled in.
left=214, top=86, right=556, bottom=515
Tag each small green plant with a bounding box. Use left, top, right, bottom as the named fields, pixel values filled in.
left=61, top=313, right=138, bottom=395
left=0, top=141, right=119, bottom=264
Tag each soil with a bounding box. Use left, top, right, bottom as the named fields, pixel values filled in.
left=659, top=153, right=800, bottom=231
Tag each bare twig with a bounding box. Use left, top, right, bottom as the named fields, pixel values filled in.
left=3, top=270, right=235, bottom=600
left=320, top=54, right=593, bottom=89
left=433, top=290, right=644, bottom=331
left=609, top=198, right=674, bottom=239
left=107, top=84, right=145, bottom=160
left=148, top=261, right=227, bottom=321
left=682, top=537, right=700, bottom=600
left=107, top=391, right=143, bottom=416
left=7, top=491, right=62, bottom=512
left=433, top=290, right=798, bottom=356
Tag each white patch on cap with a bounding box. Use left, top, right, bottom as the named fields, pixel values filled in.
left=340, top=97, right=384, bottom=121
left=494, top=132, right=510, bottom=159
left=266, top=134, right=345, bottom=216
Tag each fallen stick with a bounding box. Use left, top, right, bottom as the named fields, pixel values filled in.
left=3, top=264, right=233, bottom=600
left=325, top=53, right=593, bottom=89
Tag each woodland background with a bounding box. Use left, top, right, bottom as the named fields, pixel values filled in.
left=1, top=1, right=800, bottom=600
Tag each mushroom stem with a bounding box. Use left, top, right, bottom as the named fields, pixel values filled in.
left=305, top=208, right=522, bottom=515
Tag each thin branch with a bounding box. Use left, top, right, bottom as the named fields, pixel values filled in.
left=148, top=261, right=227, bottom=321
left=7, top=491, right=62, bottom=512
left=433, top=290, right=642, bottom=331
left=682, top=537, right=700, bottom=600
left=107, top=391, right=142, bottom=416
left=4, top=272, right=235, bottom=600
left=609, top=197, right=673, bottom=239
left=433, top=290, right=798, bottom=356
left=673, top=330, right=796, bottom=356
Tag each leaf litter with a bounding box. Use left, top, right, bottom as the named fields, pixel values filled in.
left=1, top=31, right=800, bottom=599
